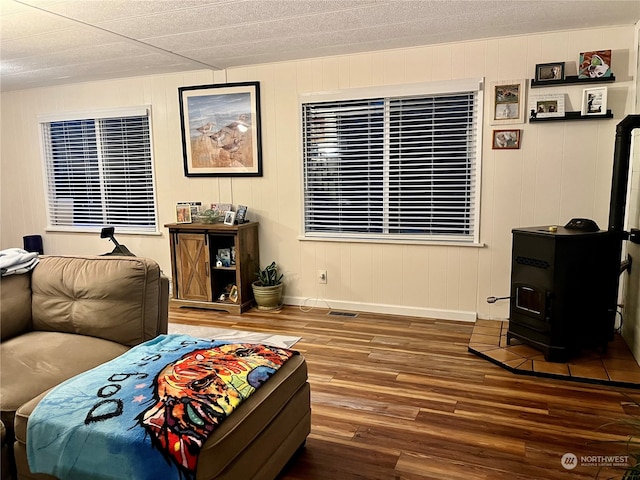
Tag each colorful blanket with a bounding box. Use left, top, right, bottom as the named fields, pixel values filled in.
left=27, top=334, right=295, bottom=480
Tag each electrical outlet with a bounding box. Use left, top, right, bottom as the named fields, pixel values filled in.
left=318, top=269, right=327, bottom=284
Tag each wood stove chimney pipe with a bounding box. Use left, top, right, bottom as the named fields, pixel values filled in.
left=609, top=114, right=640, bottom=233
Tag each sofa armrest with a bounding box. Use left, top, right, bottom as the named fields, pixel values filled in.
left=157, top=273, right=170, bottom=336
left=31, top=255, right=169, bottom=346
left=0, top=273, right=32, bottom=341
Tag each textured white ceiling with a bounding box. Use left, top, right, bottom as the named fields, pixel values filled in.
left=1, top=0, right=639, bottom=92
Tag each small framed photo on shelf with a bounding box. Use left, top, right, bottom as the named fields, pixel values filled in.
left=490, top=80, right=526, bottom=125
left=210, top=203, right=232, bottom=216
left=178, top=201, right=202, bottom=218
left=176, top=203, right=192, bottom=223
left=235, top=205, right=248, bottom=223
left=217, top=248, right=231, bottom=267
left=529, top=93, right=565, bottom=119
left=535, top=62, right=565, bottom=82
left=578, top=50, right=612, bottom=79
left=223, top=211, right=236, bottom=225
left=492, top=129, right=521, bottom=150
left=581, top=87, right=608, bottom=116
left=229, top=285, right=239, bottom=303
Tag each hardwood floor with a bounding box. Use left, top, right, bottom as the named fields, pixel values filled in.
left=169, top=305, right=640, bottom=480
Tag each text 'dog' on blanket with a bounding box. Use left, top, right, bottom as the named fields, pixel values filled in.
left=26, top=334, right=296, bottom=480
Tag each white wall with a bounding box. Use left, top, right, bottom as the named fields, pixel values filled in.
left=1, top=26, right=636, bottom=321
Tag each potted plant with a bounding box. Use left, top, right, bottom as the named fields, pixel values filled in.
left=252, top=261, right=284, bottom=311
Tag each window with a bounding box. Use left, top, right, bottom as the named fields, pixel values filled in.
left=301, top=79, right=482, bottom=244
left=40, top=107, right=158, bottom=234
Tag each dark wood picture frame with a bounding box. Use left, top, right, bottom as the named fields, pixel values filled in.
left=235, top=205, right=248, bottom=223
left=178, top=82, right=262, bottom=177
left=535, top=62, right=565, bottom=82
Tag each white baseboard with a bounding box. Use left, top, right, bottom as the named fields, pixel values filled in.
left=476, top=315, right=509, bottom=322
left=283, top=295, right=477, bottom=322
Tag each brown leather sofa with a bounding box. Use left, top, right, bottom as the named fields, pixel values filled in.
left=0, top=255, right=169, bottom=480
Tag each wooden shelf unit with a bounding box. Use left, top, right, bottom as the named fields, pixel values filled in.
left=165, top=221, right=260, bottom=314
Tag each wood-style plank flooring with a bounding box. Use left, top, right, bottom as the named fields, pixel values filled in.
left=169, top=305, right=640, bottom=480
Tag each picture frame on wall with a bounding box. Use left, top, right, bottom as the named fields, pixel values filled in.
left=490, top=80, right=526, bottom=125
left=178, top=81, right=263, bottom=177
left=492, top=129, right=521, bottom=150
left=529, top=93, right=565, bottom=119
left=534, top=62, right=565, bottom=82
left=581, top=87, right=608, bottom=116
left=578, top=50, right=612, bottom=79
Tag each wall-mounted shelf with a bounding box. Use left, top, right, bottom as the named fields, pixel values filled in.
left=530, top=75, right=616, bottom=88
left=529, top=110, right=613, bottom=123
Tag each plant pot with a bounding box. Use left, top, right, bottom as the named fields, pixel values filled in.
left=251, top=281, right=284, bottom=311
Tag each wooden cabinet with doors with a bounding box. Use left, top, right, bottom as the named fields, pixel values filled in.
left=165, top=222, right=259, bottom=314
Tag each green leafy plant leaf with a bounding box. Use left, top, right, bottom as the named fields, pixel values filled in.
left=256, top=261, right=283, bottom=286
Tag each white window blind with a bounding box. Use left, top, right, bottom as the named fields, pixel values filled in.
left=40, top=108, right=158, bottom=234
left=302, top=82, right=480, bottom=243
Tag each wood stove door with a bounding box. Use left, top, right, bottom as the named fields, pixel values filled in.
left=510, top=282, right=551, bottom=333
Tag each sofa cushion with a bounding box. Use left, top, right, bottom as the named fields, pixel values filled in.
left=0, top=272, right=32, bottom=341
left=31, top=255, right=163, bottom=346
left=0, top=331, right=128, bottom=431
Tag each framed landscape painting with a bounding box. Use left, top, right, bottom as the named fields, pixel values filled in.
left=179, top=82, right=263, bottom=177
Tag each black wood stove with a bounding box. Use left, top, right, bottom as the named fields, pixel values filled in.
left=506, top=115, right=640, bottom=362
left=508, top=225, right=619, bottom=361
